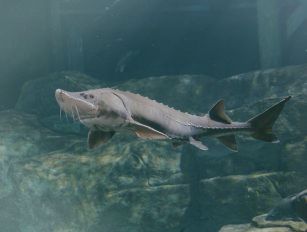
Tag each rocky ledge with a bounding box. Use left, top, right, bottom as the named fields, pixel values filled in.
left=0, top=64, right=306, bottom=231
left=219, top=221, right=306, bottom=232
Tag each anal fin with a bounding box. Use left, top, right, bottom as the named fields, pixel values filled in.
left=218, top=135, right=238, bottom=152
left=189, top=137, right=208, bottom=151
left=88, top=130, right=115, bottom=149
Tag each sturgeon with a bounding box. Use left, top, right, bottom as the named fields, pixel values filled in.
left=55, top=88, right=290, bottom=151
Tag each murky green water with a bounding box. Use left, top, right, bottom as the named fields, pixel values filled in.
left=0, top=1, right=306, bottom=231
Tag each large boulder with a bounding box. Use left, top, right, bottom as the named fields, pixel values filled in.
left=0, top=110, right=189, bottom=232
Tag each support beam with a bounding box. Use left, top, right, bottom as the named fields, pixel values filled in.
left=287, top=0, right=307, bottom=38
left=49, top=0, right=65, bottom=71
left=257, top=0, right=281, bottom=69
left=66, top=24, right=84, bottom=72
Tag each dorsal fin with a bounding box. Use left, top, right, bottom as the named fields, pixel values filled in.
left=209, top=100, right=232, bottom=124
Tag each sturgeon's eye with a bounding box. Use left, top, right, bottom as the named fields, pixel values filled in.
left=89, top=94, right=94, bottom=99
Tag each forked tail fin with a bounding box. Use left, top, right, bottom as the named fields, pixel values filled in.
left=247, top=96, right=291, bottom=143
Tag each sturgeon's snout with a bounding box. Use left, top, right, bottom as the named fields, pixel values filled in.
left=55, top=89, right=72, bottom=111
left=55, top=89, right=65, bottom=102
left=55, top=88, right=98, bottom=121
left=55, top=89, right=72, bottom=104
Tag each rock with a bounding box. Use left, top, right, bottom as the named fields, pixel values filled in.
left=219, top=190, right=307, bottom=232
left=219, top=214, right=307, bottom=232
left=0, top=110, right=188, bottom=232
left=0, top=110, right=82, bottom=159
left=266, top=189, right=307, bottom=222
left=253, top=214, right=307, bottom=232
left=0, top=110, right=83, bottom=198
left=10, top=151, right=189, bottom=232
left=191, top=172, right=306, bottom=232
left=219, top=224, right=292, bottom=232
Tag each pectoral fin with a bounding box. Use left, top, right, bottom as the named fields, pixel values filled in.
left=189, top=137, right=208, bottom=151
left=218, top=135, right=238, bottom=152
left=129, top=120, right=169, bottom=140
left=88, top=130, right=115, bottom=149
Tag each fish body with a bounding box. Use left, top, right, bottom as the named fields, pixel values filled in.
left=55, top=88, right=290, bottom=151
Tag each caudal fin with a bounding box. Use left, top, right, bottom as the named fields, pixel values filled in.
left=247, top=96, right=291, bottom=143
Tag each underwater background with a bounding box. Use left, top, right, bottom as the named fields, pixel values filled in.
left=0, top=0, right=307, bottom=231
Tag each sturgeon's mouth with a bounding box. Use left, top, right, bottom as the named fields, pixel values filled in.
left=55, top=89, right=98, bottom=121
